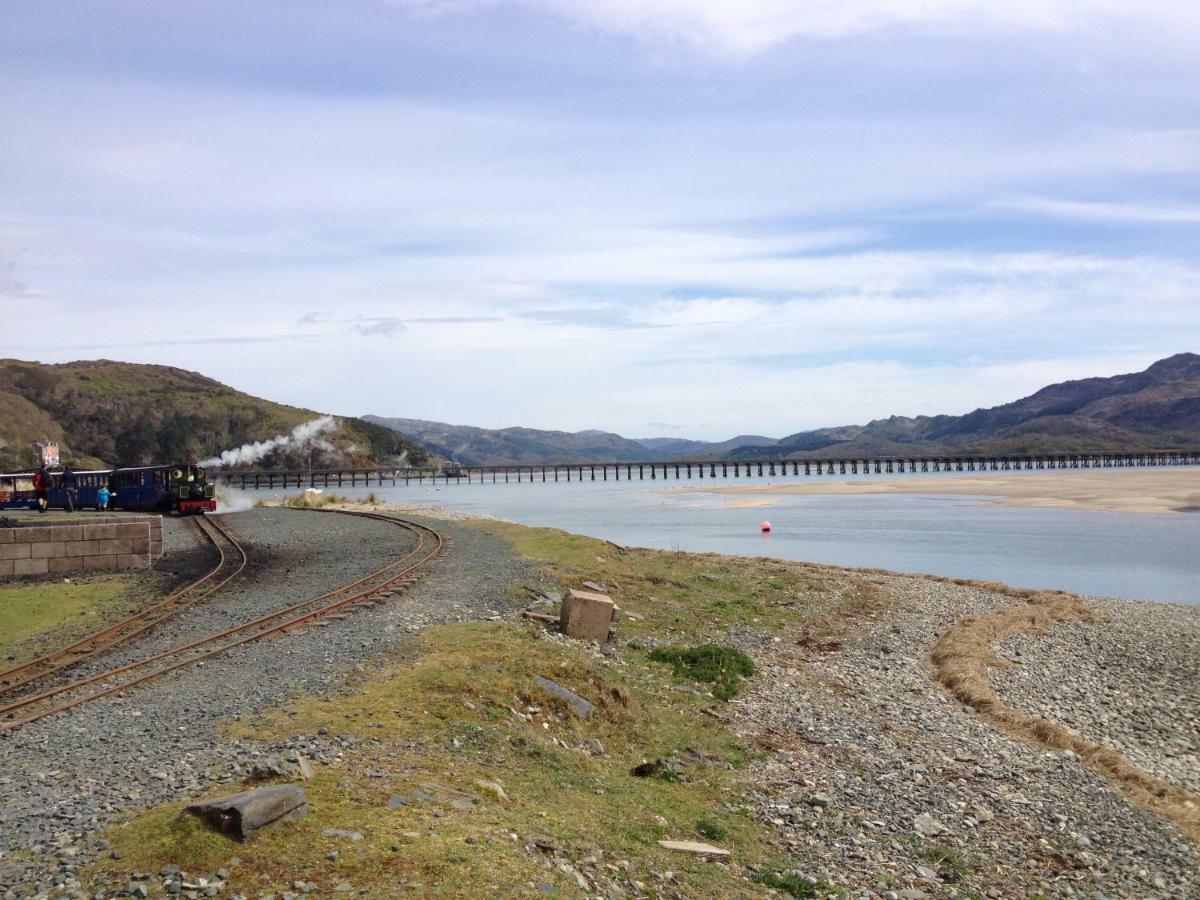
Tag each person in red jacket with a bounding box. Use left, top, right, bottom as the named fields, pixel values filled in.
left=32, top=465, right=51, bottom=513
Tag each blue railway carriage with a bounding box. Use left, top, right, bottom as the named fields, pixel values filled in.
left=0, top=464, right=216, bottom=514
left=0, top=469, right=109, bottom=511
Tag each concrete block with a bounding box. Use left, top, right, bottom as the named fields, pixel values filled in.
left=100, top=538, right=134, bottom=555
left=30, top=542, right=66, bottom=559
left=131, top=535, right=150, bottom=553
left=0, top=543, right=31, bottom=560
left=15, top=526, right=52, bottom=543
left=49, top=525, right=83, bottom=542
left=47, top=557, right=84, bottom=574
left=13, top=558, right=49, bottom=576
left=65, top=540, right=90, bottom=557
left=117, top=554, right=150, bottom=569
left=0, top=559, right=13, bottom=576
left=0, top=529, right=13, bottom=544
left=560, top=589, right=615, bottom=643
left=83, top=524, right=118, bottom=541
left=83, top=555, right=118, bottom=571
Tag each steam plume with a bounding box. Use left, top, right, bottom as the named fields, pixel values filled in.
left=200, top=416, right=338, bottom=468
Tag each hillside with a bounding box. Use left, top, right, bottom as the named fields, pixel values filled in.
left=730, top=352, right=1200, bottom=459
left=634, top=434, right=780, bottom=458
left=361, top=417, right=654, bottom=466
left=361, top=416, right=780, bottom=465
left=0, top=359, right=428, bottom=471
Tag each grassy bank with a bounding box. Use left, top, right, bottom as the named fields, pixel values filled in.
left=85, top=517, right=889, bottom=897
left=0, top=575, right=142, bottom=662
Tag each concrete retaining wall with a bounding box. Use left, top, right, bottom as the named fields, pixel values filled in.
left=0, top=515, right=164, bottom=577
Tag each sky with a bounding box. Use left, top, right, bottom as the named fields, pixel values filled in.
left=2, top=1, right=1199, bottom=440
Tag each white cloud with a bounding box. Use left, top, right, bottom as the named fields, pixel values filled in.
left=996, top=195, right=1200, bottom=224
left=389, top=0, right=1200, bottom=54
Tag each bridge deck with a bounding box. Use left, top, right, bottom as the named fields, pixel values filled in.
left=211, top=450, right=1200, bottom=489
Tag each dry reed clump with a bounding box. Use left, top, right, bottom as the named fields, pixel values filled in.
left=279, top=491, right=380, bottom=510
left=931, top=590, right=1200, bottom=844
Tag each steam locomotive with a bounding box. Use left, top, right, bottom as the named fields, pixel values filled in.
left=0, top=464, right=217, bottom=514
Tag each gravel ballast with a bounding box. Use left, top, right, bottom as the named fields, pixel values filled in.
left=0, top=507, right=530, bottom=896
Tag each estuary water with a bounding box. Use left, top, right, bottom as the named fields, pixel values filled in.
left=257, top=472, right=1200, bottom=605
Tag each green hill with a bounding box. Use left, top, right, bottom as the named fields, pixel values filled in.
left=0, top=359, right=428, bottom=471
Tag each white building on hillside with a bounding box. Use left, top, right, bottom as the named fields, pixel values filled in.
left=33, top=439, right=60, bottom=467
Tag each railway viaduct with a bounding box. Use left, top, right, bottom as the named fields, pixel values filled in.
left=211, top=449, right=1200, bottom=489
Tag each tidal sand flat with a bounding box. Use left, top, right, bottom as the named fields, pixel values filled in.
left=671, top=468, right=1200, bottom=515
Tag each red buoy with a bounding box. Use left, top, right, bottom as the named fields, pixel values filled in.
left=760, top=520, right=772, bottom=533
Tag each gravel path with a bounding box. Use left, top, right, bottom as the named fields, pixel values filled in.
left=727, top=574, right=1200, bottom=899
left=991, top=598, right=1200, bottom=795
left=0, top=508, right=530, bottom=896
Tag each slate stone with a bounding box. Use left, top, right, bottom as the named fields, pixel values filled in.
left=533, top=675, right=595, bottom=718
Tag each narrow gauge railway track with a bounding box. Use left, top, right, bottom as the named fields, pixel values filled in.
left=0, top=515, right=247, bottom=699
left=0, top=511, right=445, bottom=733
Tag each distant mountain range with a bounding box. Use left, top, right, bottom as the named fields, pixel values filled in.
left=360, top=417, right=777, bottom=466
left=368, top=353, right=1200, bottom=465
left=732, top=352, right=1200, bottom=460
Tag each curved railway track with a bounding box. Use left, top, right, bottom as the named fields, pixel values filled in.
left=0, top=511, right=445, bottom=733
left=0, top=514, right=247, bottom=698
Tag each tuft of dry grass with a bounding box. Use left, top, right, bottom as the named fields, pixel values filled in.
left=276, top=491, right=379, bottom=509
left=931, top=590, right=1200, bottom=843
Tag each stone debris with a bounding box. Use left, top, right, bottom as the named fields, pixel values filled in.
left=912, top=812, right=946, bottom=837
left=473, top=778, right=510, bottom=802
left=322, top=828, right=365, bottom=842
left=248, top=751, right=315, bottom=782
left=532, top=675, right=595, bottom=718
left=656, top=840, right=731, bottom=858
left=411, top=782, right=479, bottom=812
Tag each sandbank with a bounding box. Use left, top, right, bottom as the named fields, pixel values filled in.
left=668, top=467, right=1200, bottom=515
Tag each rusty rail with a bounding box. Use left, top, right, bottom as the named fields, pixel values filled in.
left=0, top=515, right=247, bottom=697
left=0, top=511, right=444, bottom=732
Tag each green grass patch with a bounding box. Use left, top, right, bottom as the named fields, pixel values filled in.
left=755, top=867, right=842, bottom=897
left=649, top=644, right=756, bottom=700
left=88, top=621, right=773, bottom=897
left=0, top=576, right=136, bottom=660
left=898, top=833, right=974, bottom=882
left=695, top=818, right=728, bottom=841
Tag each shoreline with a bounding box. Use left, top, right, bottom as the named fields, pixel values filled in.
left=665, top=468, right=1200, bottom=515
